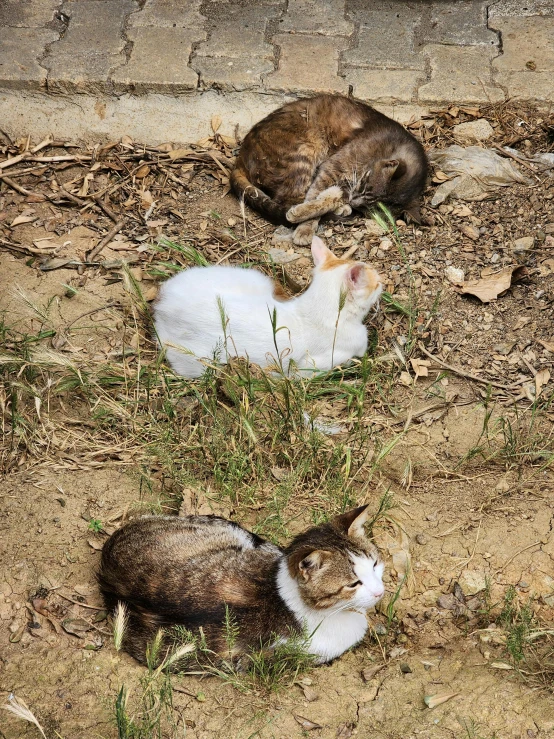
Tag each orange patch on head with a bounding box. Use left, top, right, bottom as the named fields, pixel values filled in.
left=319, top=253, right=355, bottom=272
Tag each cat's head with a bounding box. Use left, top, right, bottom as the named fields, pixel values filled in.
left=310, top=236, right=382, bottom=317
left=343, top=159, right=403, bottom=211
left=283, top=505, right=385, bottom=612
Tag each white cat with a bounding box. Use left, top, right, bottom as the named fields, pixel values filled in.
left=153, top=236, right=382, bottom=378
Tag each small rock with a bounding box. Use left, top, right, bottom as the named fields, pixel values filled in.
left=518, top=581, right=530, bottom=589
left=364, top=219, right=386, bottom=237
left=415, top=533, right=427, bottom=545
left=512, top=236, right=534, bottom=253
left=452, top=119, right=494, bottom=143
left=459, top=570, right=487, bottom=596
left=374, top=623, right=387, bottom=636
left=379, top=237, right=393, bottom=251
left=400, top=662, right=412, bottom=674
left=493, top=342, right=515, bottom=356
left=490, top=252, right=500, bottom=263
left=267, top=247, right=300, bottom=264
left=445, top=266, right=464, bottom=285
left=271, top=226, right=294, bottom=246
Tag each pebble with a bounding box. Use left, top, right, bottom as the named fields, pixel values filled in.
left=452, top=118, right=494, bottom=143
left=415, top=534, right=427, bottom=545
left=374, top=623, right=387, bottom=636
left=445, top=266, right=464, bottom=285
left=512, top=236, right=534, bottom=253
left=400, top=662, right=412, bottom=674
left=491, top=252, right=500, bottom=263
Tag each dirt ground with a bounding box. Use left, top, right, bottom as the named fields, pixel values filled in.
left=1, top=104, right=554, bottom=739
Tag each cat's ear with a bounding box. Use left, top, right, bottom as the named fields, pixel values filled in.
left=347, top=263, right=369, bottom=289
left=311, top=235, right=332, bottom=267
left=332, top=505, right=370, bottom=538
left=382, top=159, right=399, bottom=176
left=298, top=550, right=330, bottom=581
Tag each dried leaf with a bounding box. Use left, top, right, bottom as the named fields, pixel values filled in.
left=211, top=114, right=222, bottom=134
left=459, top=224, right=480, bottom=241
left=87, top=539, right=103, bottom=551
left=336, top=722, right=355, bottom=739
left=490, top=661, right=513, bottom=670
left=294, top=715, right=322, bottom=731
left=458, top=266, right=527, bottom=303
left=11, top=214, right=37, bottom=227
left=424, top=692, right=460, bottom=709
left=399, top=371, right=413, bottom=387
left=539, top=339, right=554, bottom=353
left=410, top=358, right=430, bottom=379
left=61, top=617, right=92, bottom=638
left=535, top=368, right=551, bottom=398
left=168, top=148, right=194, bottom=161
left=302, top=686, right=319, bottom=702
left=134, top=164, right=150, bottom=179
left=361, top=665, right=383, bottom=682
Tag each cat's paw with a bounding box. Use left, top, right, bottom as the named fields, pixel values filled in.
left=293, top=221, right=317, bottom=245
left=333, top=203, right=352, bottom=217
left=287, top=202, right=315, bottom=223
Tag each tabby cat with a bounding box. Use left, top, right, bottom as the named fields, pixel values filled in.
left=231, top=93, right=428, bottom=245
left=98, top=506, right=385, bottom=665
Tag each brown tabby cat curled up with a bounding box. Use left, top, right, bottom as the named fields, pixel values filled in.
left=231, top=93, right=428, bottom=245
left=98, top=506, right=385, bottom=666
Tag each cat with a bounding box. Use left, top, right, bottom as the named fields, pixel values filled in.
left=153, top=235, right=382, bottom=378
left=231, top=93, right=428, bottom=245
left=98, top=505, right=385, bottom=665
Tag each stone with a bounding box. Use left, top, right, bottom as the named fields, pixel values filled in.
left=459, top=569, right=487, bottom=596
left=112, top=28, right=201, bottom=92
left=344, top=69, right=421, bottom=103
left=45, top=0, right=137, bottom=92
left=0, top=0, right=61, bottom=27
left=452, top=118, right=494, bottom=143
left=343, top=3, right=424, bottom=70
left=512, top=236, right=535, bottom=253
left=128, top=0, right=206, bottom=30
left=194, top=57, right=274, bottom=90
left=418, top=45, right=504, bottom=104
left=424, top=1, right=498, bottom=47
left=489, top=0, right=554, bottom=17
left=0, top=27, right=58, bottom=89
left=268, top=34, right=349, bottom=93
left=491, top=18, right=554, bottom=71
left=279, top=0, right=354, bottom=37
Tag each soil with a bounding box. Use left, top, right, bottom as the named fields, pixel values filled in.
left=1, top=105, right=554, bottom=739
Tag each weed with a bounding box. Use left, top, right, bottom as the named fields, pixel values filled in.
left=88, top=518, right=103, bottom=533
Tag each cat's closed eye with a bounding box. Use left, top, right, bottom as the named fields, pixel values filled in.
left=347, top=580, right=362, bottom=588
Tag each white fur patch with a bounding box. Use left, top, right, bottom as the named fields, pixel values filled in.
left=276, top=560, right=369, bottom=663
left=350, top=553, right=385, bottom=610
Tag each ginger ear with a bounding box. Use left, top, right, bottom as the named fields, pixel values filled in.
left=332, top=505, right=371, bottom=538
left=298, top=550, right=330, bottom=581
left=311, top=235, right=332, bottom=267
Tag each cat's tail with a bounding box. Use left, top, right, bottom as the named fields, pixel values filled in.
left=230, top=160, right=288, bottom=225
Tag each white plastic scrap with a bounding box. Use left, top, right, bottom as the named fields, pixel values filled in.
left=429, top=145, right=532, bottom=206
